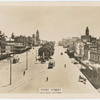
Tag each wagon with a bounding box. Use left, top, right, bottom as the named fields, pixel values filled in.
left=13, top=56, right=20, bottom=64
left=78, top=75, right=86, bottom=84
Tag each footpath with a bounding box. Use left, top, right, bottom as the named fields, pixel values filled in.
left=73, top=57, right=100, bottom=92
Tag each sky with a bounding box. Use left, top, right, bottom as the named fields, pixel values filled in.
left=0, top=4, right=100, bottom=42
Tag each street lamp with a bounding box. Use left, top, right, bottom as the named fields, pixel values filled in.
left=80, top=56, right=82, bottom=70
left=25, top=51, right=28, bottom=70
left=36, top=49, right=37, bottom=62
left=9, top=54, right=13, bottom=85
left=79, top=44, right=84, bottom=70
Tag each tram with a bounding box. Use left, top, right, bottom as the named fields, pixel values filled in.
left=48, top=59, right=55, bottom=69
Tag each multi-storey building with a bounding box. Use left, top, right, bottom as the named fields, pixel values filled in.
left=81, top=27, right=96, bottom=60
left=90, top=39, right=100, bottom=64
left=81, top=27, right=92, bottom=43
left=83, top=43, right=90, bottom=60
left=74, top=40, right=84, bottom=60
left=0, top=31, right=6, bottom=54
left=6, top=38, right=15, bottom=53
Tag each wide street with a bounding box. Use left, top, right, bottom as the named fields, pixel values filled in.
left=0, top=46, right=98, bottom=93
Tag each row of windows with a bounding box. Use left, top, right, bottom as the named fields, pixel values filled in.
left=90, top=54, right=100, bottom=62
left=90, top=48, right=97, bottom=50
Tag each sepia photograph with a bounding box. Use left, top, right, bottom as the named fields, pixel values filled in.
left=0, top=1, right=100, bottom=99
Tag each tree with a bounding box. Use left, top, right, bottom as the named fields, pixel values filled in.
left=38, top=41, right=55, bottom=61
left=32, top=34, right=35, bottom=38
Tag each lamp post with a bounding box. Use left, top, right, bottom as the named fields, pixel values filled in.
left=80, top=56, right=82, bottom=69
left=36, top=49, right=37, bottom=62
left=9, top=54, right=13, bottom=85
left=25, top=51, right=28, bottom=70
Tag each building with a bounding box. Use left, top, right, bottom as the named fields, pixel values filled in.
left=90, top=39, right=100, bottom=63
left=62, top=38, right=71, bottom=47
left=0, top=31, right=6, bottom=54
left=36, top=30, right=40, bottom=45
left=32, top=34, right=36, bottom=46
left=40, top=40, right=47, bottom=45
left=81, top=27, right=91, bottom=43
left=6, top=38, right=15, bottom=53
left=74, top=41, right=84, bottom=59
left=80, top=27, right=96, bottom=60
left=6, top=38, right=29, bottom=54
left=61, top=37, right=80, bottom=48
left=83, top=43, right=90, bottom=60
left=72, top=37, right=80, bottom=42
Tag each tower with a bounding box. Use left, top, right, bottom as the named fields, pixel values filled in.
left=36, top=30, right=39, bottom=42
left=85, top=27, right=89, bottom=36
left=32, top=34, right=36, bottom=46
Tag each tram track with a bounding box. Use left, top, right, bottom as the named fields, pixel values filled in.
left=1, top=68, right=48, bottom=93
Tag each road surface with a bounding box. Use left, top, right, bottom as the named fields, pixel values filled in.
left=0, top=46, right=98, bottom=93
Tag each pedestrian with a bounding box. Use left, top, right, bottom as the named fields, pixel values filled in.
left=23, top=70, right=26, bottom=76
left=46, top=77, right=48, bottom=82
left=64, top=64, right=66, bottom=68
left=78, top=75, right=81, bottom=82
left=83, top=79, right=86, bottom=84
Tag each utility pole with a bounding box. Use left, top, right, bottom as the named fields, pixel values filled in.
left=25, top=51, right=28, bottom=70
left=80, top=57, right=82, bottom=69
left=36, top=49, right=37, bottom=61
left=10, top=56, right=12, bottom=85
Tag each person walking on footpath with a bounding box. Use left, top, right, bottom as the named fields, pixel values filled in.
left=46, top=77, right=48, bottom=82
left=23, top=70, right=26, bottom=76
left=64, top=64, right=66, bottom=68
